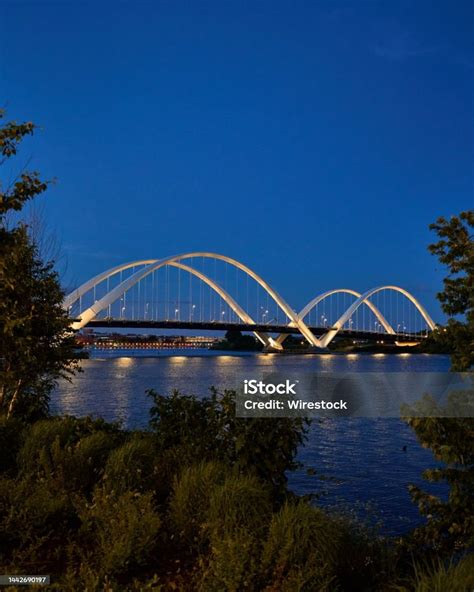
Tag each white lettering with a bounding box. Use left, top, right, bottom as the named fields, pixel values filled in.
left=243, top=379, right=298, bottom=395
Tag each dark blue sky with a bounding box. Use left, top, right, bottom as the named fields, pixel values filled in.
left=1, top=1, right=473, bottom=319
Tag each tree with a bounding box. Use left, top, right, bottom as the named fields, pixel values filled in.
left=428, top=211, right=473, bottom=371
left=215, top=329, right=262, bottom=351
left=0, top=110, right=78, bottom=419
left=404, top=211, right=474, bottom=556
left=225, top=329, right=243, bottom=344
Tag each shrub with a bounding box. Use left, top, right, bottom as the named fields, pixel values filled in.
left=152, top=445, right=193, bottom=503
left=148, top=389, right=309, bottom=496
left=261, top=501, right=341, bottom=591
left=53, top=564, right=107, bottom=592
left=193, top=473, right=272, bottom=589
left=197, top=529, right=262, bottom=592
left=79, top=487, right=161, bottom=576
left=18, top=417, right=121, bottom=473
left=0, top=476, right=75, bottom=569
left=17, top=417, right=121, bottom=494
left=148, top=390, right=220, bottom=461
left=392, top=554, right=474, bottom=592
left=207, top=473, right=272, bottom=540
left=103, top=433, right=160, bottom=496
left=330, top=515, right=393, bottom=591
left=70, top=430, right=120, bottom=491
left=17, top=417, right=79, bottom=473
left=168, top=461, right=227, bottom=551
left=261, top=501, right=392, bottom=592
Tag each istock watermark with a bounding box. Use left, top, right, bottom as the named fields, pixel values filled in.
left=235, top=372, right=474, bottom=418
left=243, top=379, right=298, bottom=395
left=243, top=398, right=348, bottom=411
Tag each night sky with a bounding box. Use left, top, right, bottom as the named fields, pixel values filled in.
left=1, top=1, right=473, bottom=320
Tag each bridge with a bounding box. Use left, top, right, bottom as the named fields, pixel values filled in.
left=64, top=252, right=436, bottom=351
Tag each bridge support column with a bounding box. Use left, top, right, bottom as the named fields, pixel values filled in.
left=259, top=335, right=284, bottom=352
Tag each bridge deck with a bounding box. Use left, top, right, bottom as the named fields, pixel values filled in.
left=85, top=319, right=427, bottom=343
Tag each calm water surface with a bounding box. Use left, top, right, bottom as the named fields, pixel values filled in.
left=53, top=351, right=450, bottom=536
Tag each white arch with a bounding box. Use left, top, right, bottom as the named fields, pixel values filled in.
left=66, top=253, right=312, bottom=346
left=298, top=289, right=393, bottom=330
left=63, top=260, right=158, bottom=311
left=318, top=285, right=436, bottom=348
left=169, top=262, right=274, bottom=348
left=274, top=288, right=394, bottom=346
left=173, top=253, right=321, bottom=347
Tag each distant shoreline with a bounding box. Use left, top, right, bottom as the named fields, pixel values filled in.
left=82, top=348, right=445, bottom=359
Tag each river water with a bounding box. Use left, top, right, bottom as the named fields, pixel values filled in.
left=52, top=351, right=450, bottom=536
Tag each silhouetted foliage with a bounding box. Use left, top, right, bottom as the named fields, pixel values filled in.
left=403, top=211, right=474, bottom=558
left=148, top=388, right=309, bottom=496
left=213, top=329, right=263, bottom=351
left=428, top=210, right=473, bottom=371
left=0, top=110, right=79, bottom=419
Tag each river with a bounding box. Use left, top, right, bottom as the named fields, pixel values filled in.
left=52, top=351, right=450, bottom=536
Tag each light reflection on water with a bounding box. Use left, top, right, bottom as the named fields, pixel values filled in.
left=53, top=351, right=451, bottom=536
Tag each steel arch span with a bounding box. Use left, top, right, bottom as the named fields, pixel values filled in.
left=64, top=253, right=436, bottom=350
left=274, top=288, right=394, bottom=347
left=318, top=285, right=436, bottom=348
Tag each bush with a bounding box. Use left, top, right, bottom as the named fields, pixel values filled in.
left=330, top=515, right=393, bottom=591
left=103, top=433, right=160, bottom=496
left=18, top=417, right=120, bottom=472
left=148, top=390, right=220, bottom=461
left=207, top=473, right=272, bottom=540
left=197, top=528, right=262, bottom=592
left=0, top=412, right=405, bottom=590
left=261, top=501, right=341, bottom=591
left=17, top=417, right=121, bottom=494
left=168, top=461, right=227, bottom=551
left=17, top=417, right=79, bottom=473
left=148, top=389, right=309, bottom=496
left=0, top=476, right=75, bottom=569
left=71, top=431, right=120, bottom=491
left=172, top=469, right=272, bottom=590
left=260, top=501, right=390, bottom=591
left=392, top=554, right=474, bottom=592
left=79, top=487, right=161, bottom=576
left=151, top=445, right=193, bottom=504
left=194, top=474, right=272, bottom=589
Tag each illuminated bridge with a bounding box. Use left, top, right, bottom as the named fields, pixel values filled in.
left=64, top=252, right=437, bottom=351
